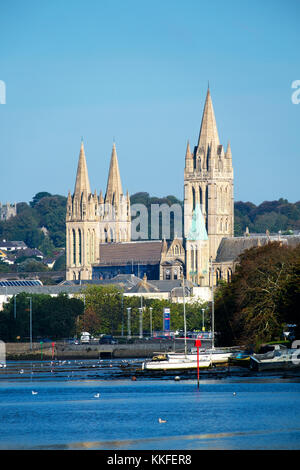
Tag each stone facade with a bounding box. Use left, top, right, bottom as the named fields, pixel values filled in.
left=66, top=142, right=131, bottom=281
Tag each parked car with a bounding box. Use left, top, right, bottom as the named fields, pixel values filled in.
left=80, top=332, right=91, bottom=344
left=99, top=335, right=118, bottom=345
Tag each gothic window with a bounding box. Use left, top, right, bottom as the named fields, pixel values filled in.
left=72, top=229, right=76, bottom=265
left=192, top=187, right=196, bottom=211
left=78, top=229, right=82, bottom=265
left=82, top=203, right=86, bottom=219
left=87, top=230, right=90, bottom=263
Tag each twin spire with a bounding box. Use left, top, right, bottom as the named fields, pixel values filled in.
left=74, top=140, right=91, bottom=196
left=73, top=140, right=124, bottom=203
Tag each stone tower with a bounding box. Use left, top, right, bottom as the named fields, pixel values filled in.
left=66, top=141, right=99, bottom=281
left=66, top=141, right=131, bottom=281
left=184, top=87, right=234, bottom=266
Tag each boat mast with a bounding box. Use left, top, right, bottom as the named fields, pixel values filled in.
left=210, top=257, right=215, bottom=350
left=183, top=277, right=187, bottom=356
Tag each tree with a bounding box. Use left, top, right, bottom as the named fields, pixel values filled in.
left=214, top=242, right=299, bottom=349
left=0, top=292, right=83, bottom=341
left=30, top=192, right=52, bottom=208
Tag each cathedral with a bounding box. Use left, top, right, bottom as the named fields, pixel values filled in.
left=66, top=87, right=234, bottom=285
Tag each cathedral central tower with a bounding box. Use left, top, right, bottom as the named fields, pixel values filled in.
left=184, top=87, right=234, bottom=267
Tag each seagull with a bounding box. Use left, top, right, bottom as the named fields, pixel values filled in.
left=158, top=418, right=167, bottom=423
left=32, top=391, right=38, bottom=395
left=94, top=393, right=100, bottom=398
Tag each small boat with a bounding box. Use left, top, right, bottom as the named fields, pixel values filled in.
left=167, top=348, right=237, bottom=364
left=142, top=356, right=211, bottom=371
left=250, top=347, right=300, bottom=371
left=229, top=351, right=251, bottom=367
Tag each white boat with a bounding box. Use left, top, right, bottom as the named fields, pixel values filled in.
left=167, top=348, right=236, bottom=364
left=250, top=347, right=300, bottom=371
left=142, top=356, right=211, bottom=371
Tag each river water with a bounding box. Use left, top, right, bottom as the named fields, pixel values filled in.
left=0, top=359, right=300, bottom=450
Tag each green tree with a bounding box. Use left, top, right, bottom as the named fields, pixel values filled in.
left=0, top=292, right=83, bottom=341
left=214, top=242, right=299, bottom=348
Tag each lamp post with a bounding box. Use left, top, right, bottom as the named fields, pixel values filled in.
left=26, top=297, right=32, bottom=350
left=201, top=308, right=205, bottom=332
left=138, top=307, right=143, bottom=339
left=127, top=307, right=131, bottom=339
left=121, top=293, right=124, bottom=336
left=149, top=307, right=153, bottom=337
left=14, top=295, right=17, bottom=320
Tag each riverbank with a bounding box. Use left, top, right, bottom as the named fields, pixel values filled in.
left=4, top=339, right=208, bottom=360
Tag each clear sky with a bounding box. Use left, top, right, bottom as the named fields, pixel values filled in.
left=0, top=0, right=299, bottom=206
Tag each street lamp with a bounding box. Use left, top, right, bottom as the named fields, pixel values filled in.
left=127, top=307, right=131, bottom=339
left=26, top=297, right=32, bottom=350
left=121, top=292, right=124, bottom=336
left=149, top=307, right=153, bottom=337
left=201, top=308, right=205, bottom=332
left=138, top=307, right=143, bottom=339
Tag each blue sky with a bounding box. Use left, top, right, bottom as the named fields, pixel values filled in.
left=0, top=0, right=299, bottom=206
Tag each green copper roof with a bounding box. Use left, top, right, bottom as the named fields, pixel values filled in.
left=187, top=204, right=208, bottom=241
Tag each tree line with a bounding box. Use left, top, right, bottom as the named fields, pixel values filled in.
left=1, top=192, right=299, bottom=257
left=0, top=287, right=209, bottom=342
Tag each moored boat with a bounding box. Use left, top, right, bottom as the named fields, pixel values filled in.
left=142, top=356, right=211, bottom=371
left=250, top=347, right=300, bottom=371
left=167, top=347, right=238, bottom=364
left=229, top=351, right=251, bottom=367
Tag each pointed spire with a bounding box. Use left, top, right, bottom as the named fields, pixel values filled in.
left=99, top=189, right=104, bottom=204
left=105, top=142, right=123, bottom=203
left=185, top=140, right=192, bottom=159
left=74, top=140, right=91, bottom=196
left=225, top=140, right=232, bottom=158
left=197, top=87, right=220, bottom=151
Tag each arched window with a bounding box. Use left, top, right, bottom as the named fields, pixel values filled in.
left=192, top=187, right=196, bottom=211
left=72, top=229, right=76, bottom=265
left=78, top=230, right=82, bottom=265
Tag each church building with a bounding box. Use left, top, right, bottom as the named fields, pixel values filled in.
left=66, top=87, right=234, bottom=285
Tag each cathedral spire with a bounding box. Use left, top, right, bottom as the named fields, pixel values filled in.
left=74, top=140, right=91, bottom=196
left=105, top=142, right=123, bottom=203
left=197, top=87, right=220, bottom=151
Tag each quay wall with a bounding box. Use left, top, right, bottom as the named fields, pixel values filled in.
left=3, top=340, right=211, bottom=360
